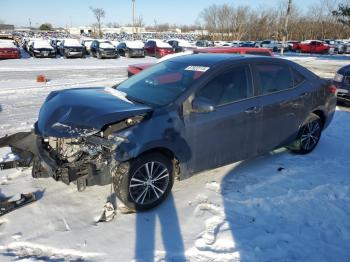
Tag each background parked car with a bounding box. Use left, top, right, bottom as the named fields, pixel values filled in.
left=239, top=41, right=256, bottom=47
left=29, top=40, right=56, bottom=58
left=80, top=38, right=95, bottom=55
left=167, top=39, right=196, bottom=53
left=127, top=47, right=273, bottom=77
left=194, top=47, right=273, bottom=56
left=287, top=41, right=299, bottom=51
left=58, top=39, right=85, bottom=58
left=292, top=40, right=330, bottom=54
left=50, top=39, right=63, bottom=54
left=144, top=39, right=174, bottom=58
left=0, top=40, right=21, bottom=59
left=195, top=40, right=214, bottom=48
left=90, top=40, right=119, bottom=59
left=333, top=65, right=350, bottom=105
left=259, top=40, right=282, bottom=52
left=117, top=40, right=145, bottom=58
left=333, top=41, right=349, bottom=54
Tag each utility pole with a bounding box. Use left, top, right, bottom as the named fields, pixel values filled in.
left=281, top=0, right=292, bottom=55
left=28, top=18, right=32, bottom=29
left=132, top=0, right=135, bottom=37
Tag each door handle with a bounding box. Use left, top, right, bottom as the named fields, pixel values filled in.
left=245, top=106, right=261, bottom=114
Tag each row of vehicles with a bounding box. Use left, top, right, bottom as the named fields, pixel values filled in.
left=209, top=39, right=350, bottom=54
left=3, top=36, right=350, bottom=60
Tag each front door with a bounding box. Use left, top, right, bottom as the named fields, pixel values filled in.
left=183, top=64, right=262, bottom=173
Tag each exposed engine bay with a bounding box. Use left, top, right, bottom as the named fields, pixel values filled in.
left=0, top=115, right=146, bottom=192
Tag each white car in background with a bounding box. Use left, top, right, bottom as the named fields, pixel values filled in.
left=28, top=40, right=56, bottom=58
left=259, top=40, right=282, bottom=52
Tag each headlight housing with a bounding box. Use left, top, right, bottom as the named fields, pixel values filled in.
left=334, top=73, right=344, bottom=83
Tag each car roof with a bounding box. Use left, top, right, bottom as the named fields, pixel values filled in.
left=166, top=53, right=277, bottom=67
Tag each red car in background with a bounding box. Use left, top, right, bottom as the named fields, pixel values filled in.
left=128, top=47, right=273, bottom=77
left=0, top=40, right=20, bottom=59
left=194, top=47, right=273, bottom=56
left=292, top=40, right=330, bottom=54
left=144, top=39, right=174, bottom=58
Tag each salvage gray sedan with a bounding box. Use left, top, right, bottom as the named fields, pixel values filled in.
left=0, top=54, right=337, bottom=211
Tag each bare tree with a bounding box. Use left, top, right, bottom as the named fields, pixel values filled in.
left=90, top=7, right=105, bottom=38
left=198, top=0, right=349, bottom=41
left=135, top=15, right=144, bottom=28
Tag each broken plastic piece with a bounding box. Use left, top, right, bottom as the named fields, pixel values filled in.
left=96, top=202, right=116, bottom=223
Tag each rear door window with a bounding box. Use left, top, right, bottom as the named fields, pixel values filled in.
left=196, top=65, right=252, bottom=106
left=255, top=64, right=293, bottom=95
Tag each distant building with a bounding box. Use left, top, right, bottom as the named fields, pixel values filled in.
left=103, top=27, right=146, bottom=34
left=0, top=24, right=15, bottom=31
left=68, top=26, right=93, bottom=35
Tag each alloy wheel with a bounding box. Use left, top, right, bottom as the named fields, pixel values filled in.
left=129, top=161, right=170, bottom=205
left=300, top=120, right=321, bottom=151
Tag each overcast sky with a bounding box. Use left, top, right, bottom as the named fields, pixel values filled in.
left=2, top=0, right=321, bottom=28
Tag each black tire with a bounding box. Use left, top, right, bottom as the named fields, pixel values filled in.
left=289, top=113, right=323, bottom=154
left=273, top=46, right=278, bottom=52
left=125, top=51, right=131, bottom=58
left=113, top=153, right=174, bottom=212
left=97, top=52, right=102, bottom=59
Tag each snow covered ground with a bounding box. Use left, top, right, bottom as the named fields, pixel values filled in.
left=0, top=54, right=349, bottom=261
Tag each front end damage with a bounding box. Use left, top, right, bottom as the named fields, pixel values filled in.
left=0, top=115, right=144, bottom=192
left=34, top=134, right=122, bottom=191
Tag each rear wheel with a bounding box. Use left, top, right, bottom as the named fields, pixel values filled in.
left=113, top=153, right=174, bottom=211
left=289, top=113, right=323, bottom=154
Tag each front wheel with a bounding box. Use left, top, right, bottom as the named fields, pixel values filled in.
left=113, top=153, right=174, bottom=212
left=288, top=113, right=323, bottom=154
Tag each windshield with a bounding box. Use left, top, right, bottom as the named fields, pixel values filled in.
left=100, top=42, right=114, bottom=48
left=116, top=61, right=206, bottom=106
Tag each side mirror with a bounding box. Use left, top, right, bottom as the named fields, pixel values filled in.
left=192, top=97, right=215, bottom=113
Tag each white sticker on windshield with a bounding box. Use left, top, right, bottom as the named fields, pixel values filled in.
left=185, top=66, right=210, bottom=72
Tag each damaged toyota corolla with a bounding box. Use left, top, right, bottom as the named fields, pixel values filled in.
left=0, top=54, right=337, bottom=211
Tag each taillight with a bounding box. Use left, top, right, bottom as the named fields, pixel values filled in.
left=328, top=85, right=337, bottom=94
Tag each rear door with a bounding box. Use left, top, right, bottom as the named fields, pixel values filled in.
left=252, top=62, right=309, bottom=153
left=183, top=64, right=263, bottom=173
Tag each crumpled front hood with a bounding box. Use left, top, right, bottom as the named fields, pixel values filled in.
left=37, top=87, right=152, bottom=138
